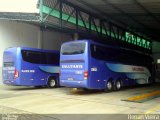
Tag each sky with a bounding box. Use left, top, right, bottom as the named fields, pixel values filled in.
left=0, top=0, right=39, bottom=13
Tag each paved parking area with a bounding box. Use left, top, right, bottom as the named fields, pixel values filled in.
left=0, top=84, right=160, bottom=119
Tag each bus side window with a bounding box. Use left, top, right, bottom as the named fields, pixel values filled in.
left=22, top=50, right=47, bottom=64
left=91, top=44, right=112, bottom=61
left=47, top=53, right=60, bottom=65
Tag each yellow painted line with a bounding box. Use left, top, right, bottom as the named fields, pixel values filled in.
left=145, top=104, right=160, bottom=114
left=127, top=91, right=160, bottom=101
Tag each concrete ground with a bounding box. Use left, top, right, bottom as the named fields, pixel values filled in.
left=0, top=83, right=160, bottom=120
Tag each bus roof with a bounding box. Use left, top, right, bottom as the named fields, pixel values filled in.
left=62, top=39, right=152, bottom=58
left=4, top=47, right=59, bottom=53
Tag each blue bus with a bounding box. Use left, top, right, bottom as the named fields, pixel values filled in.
left=3, top=47, right=60, bottom=88
left=60, top=40, right=153, bottom=92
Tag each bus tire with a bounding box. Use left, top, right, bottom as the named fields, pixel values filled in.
left=104, top=80, right=113, bottom=92
left=114, top=80, right=121, bottom=91
left=47, top=77, right=57, bottom=88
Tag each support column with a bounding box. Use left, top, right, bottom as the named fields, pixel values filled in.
left=38, top=27, right=43, bottom=49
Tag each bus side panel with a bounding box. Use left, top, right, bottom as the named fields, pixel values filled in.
left=20, top=62, right=48, bottom=86
left=20, top=60, right=59, bottom=86
left=106, top=63, right=150, bottom=85
left=19, top=49, right=60, bottom=87
left=88, top=59, right=104, bottom=89
left=89, top=59, right=129, bottom=89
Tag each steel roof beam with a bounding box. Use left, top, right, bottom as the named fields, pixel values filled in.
left=134, top=0, right=160, bottom=24
left=101, top=0, right=154, bottom=33
left=76, top=0, right=128, bottom=28
left=74, top=0, right=152, bottom=44
left=76, top=0, right=156, bottom=41
left=102, top=13, right=160, bottom=17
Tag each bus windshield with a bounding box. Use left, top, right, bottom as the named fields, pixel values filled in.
left=61, top=42, right=86, bottom=55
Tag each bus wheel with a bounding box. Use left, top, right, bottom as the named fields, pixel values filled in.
left=114, top=80, right=121, bottom=91
left=48, top=78, right=57, bottom=88
left=104, top=80, right=113, bottom=92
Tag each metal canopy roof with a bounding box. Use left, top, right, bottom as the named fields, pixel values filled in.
left=66, top=0, right=160, bottom=42
left=0, top=12, right=39, bottom=22
left=0, top=0, right=159, bottom=44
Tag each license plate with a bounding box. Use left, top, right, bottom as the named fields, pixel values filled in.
left=68, top=77, right=74, bottom=80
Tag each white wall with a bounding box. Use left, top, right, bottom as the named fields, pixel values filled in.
left=42, top=30, right=72, bottom=50
left=0, top=20, right=39, bottom=65
left=0, top=20, right=72, bottom=85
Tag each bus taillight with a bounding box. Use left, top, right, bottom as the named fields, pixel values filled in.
left=84, top=71, right=88, bottom=80
left=14, top=69, right=19, bottom=79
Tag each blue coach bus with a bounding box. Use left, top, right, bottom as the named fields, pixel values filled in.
left=60, top=40, right=153, bottom=92
left=3, top=47, right=60, bottom=88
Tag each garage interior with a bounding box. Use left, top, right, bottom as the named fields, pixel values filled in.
left=0, top=0, right=160, bottom=120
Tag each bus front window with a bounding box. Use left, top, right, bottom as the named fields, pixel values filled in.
left=61, top=42, right=86, bottom=55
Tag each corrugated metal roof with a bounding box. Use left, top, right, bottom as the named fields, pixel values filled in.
left=0, top=12, right=40, bottom=22
left=66, top=0, right=160, bottom=41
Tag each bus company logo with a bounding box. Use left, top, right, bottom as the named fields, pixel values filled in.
left=21, top=70, right=35, bottom=73
left=132, top=67, right=144, bottom=71
left=62, top=65, right=83, bottom=69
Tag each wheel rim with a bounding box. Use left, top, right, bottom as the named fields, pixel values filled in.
left=50, top=79, right=56, bottom=87
left=107, top=81, right=112, bottom=90
left=116, top=81, right=121, bottom=89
